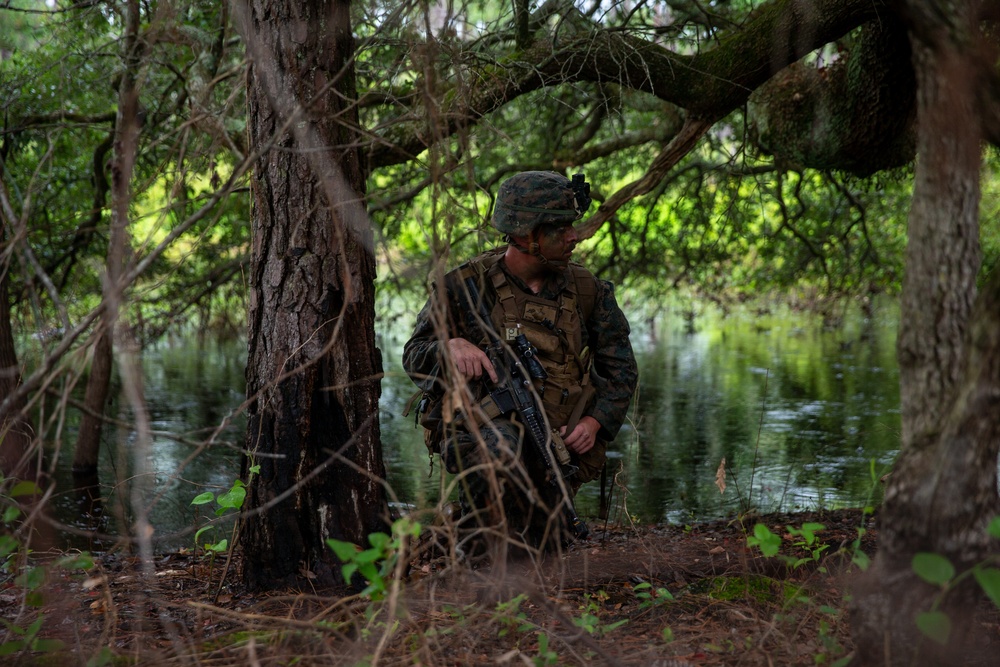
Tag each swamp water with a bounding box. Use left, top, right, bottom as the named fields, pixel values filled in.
left=44, top=301, right=900, bottom=551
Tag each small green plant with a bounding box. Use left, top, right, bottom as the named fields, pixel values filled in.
left=633, top=581, right=674, bottom=609
left=190, top=464, right=259, bottom=553
left=909, top=516, right=1000, bottom=646
left=787, top=522, right=830, bottom=568
left=0, top=476, right=95, bottom=658
left=572, top=591, right=629, bottom=636
left=746, top=522, right=829, bottom=569
left=493, top=593, right=533, bottom=638
left=326, top=516, right=422, bottom=600
left=746, top=523, right=781, bottom=558
left=533, top=631, right=559, bottom=666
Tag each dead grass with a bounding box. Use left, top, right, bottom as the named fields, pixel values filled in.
left=2, top=508, right=998, bottom=666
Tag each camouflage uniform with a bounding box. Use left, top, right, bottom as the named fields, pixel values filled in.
left=402, top=172, right=638, bottom=548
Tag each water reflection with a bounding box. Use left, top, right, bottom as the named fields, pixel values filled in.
left=44, top=302, right=900, bottom=551
left=46, top=338, right=247, bottom=552
left=381, top=300, right=900, bottom=523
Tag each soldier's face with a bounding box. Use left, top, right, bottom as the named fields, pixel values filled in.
left=536, top=223, right=578, bottom=262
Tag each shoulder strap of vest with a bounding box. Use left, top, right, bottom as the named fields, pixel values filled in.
left=569, top=263, right=599, bottom=321
left=457, top=248, right=505, bottom=284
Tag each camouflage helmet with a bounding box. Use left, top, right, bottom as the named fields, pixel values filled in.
left=492, top=171, right=592, bottom=236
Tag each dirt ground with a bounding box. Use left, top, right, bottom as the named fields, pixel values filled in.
left=4, top=508, right=1000, bottom=666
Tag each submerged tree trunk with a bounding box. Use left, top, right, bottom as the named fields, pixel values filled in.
left=0, top=267, right=35, bottom=480
left=72, top=331, right=112, bottom=473
left=73, top=0, right=143, bottom=477
left=850, top=1, right=998, bottom=663
left=237, top=0, right=388, bottom=589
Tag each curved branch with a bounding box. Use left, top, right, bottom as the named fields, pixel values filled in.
left=578, top=114, right=715, bottom=238
left=366, top=0, right=883, bottom=169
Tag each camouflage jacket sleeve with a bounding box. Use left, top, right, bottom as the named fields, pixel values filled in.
left=586, top=279, right=638, bottom=441
left=401, top=295, right=445, bottom=395
left=401, top=269, right=478, bottom=395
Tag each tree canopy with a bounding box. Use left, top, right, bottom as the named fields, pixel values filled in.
left=6, top=0, right=989, bottom=337
left=2, top=0, right=1000, bottom=663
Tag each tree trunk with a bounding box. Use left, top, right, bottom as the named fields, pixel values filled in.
left=72, top=330, right=112, bottom=474
left=0, top=267, right=35, bottom=480
left=72, top=0, right=143, bottom=477
left=237, top=0, right=388, bottom=590
left=849, top=2, right=998, bottom=663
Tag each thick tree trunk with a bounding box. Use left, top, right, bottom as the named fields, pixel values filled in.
left=237, top=0, right=388, bottom=590
left=849, top=2, right=998, bottom=663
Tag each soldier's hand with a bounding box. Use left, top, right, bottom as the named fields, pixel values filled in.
left=561, top=416, right=600, bottom=455
left=447, top=338, right=498, bottom=383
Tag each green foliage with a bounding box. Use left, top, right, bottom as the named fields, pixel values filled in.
left=493, top=594, right=533, bottom=638
left=746, top=523, right=782, bottom=558
left=0, top=475, right=94, bottom=658
left=572, top=591, right=629, bottom=636
left=326, top=517, right=421, bottom=600
left=633, top=581, right=674, bottom=609
left=907, top=518, right=1000, bottom=645
left=911, top=553, right=955, bottom=586
left=190, top=464, right=258, bottom=553
left=532, top=631, right=559, bottom=667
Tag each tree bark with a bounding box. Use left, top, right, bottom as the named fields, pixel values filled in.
left=72, top=0, right=143, bottom=477
left=849, top=1, right=998, bottom=663
left=0, top=266, right=35, bottom=480
left=72, top=330, right=112, bottom=473
left=237, top=0, right=388, bottom=590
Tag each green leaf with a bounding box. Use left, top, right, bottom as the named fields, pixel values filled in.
left=354, top=548, right=382, bottom=565
left=194, top=525, right=214, bottom=544
left=206, top=539, right=228, bottom=553
left=15, top=565, right=46, bottom=591
left=368, top=532, right=391, bottom=551
left=916, top=611, right=951, bottom=645
left=912, top=553, right=955, bottom=585
left=215, top=485, right=246, bottom=510
left=987, top=516, right=1000, bottom=540
left=190, top=492, right=215, bottom=506
left=0, top=534, right=18, bottom=559
left=800, top=522, right=825, bottom=544
left=0, top=640, right=26, bottom=656
left=326, top=539, right=360, bottom=563
left=748, top=523, right=781, bottom=557
left=55, top=552, right=94, bottom=570
left=973, top=567, right=1000, bottom=609
left=603, top=619, right=629, bottom=633
left=248, top=465, right=261, bottom=475
left=9, top=481, right=41, bottom=498
left=3, top=505, right=20, bottom=523
left=32, top=638, right=65, bottom=652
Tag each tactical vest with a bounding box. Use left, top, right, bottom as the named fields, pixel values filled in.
left=461, top=250, right=598, bottom=429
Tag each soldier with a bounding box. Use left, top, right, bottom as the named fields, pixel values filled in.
left=403, top=171, right=638, bottom=554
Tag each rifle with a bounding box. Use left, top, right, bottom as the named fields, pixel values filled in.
left=461, top=275, right=590, bottom=540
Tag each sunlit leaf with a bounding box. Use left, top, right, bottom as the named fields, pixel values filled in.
left=190, top=492, right=215, bottom=506
left=215, top=485, right=246, bottom=510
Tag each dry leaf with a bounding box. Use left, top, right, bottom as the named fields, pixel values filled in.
left=715, top=457, right=727, bottom=495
